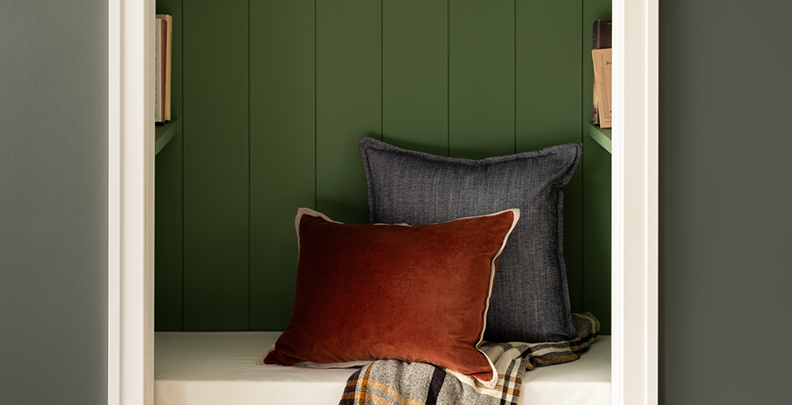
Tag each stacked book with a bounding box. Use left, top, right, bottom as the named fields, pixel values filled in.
left=592, top=20, right=612, bottom=129
left=155, top=14, right=173, bottom=123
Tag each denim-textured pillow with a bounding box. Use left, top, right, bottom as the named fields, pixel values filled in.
left=360, top=137, right=582, bottom=342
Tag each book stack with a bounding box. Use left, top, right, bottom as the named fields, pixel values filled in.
left=592, top=20, right=612, bottom=128
left=155, top=14, right=173, bottom=123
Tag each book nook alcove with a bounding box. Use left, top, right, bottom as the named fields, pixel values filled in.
left=109, top=0, right=658, bottom=404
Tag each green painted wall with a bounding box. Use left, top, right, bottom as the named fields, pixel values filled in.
left=155, top=0, right=184, bottom=331
left=581, top=0, right=612, bottom=337
left=155, top=0, right=612, bottom=334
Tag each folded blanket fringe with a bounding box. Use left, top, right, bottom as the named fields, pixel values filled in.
left=339, top=313, right=599, bottom=405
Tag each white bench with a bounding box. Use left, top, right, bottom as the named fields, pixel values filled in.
left=155, top=332, right=611, bottom=405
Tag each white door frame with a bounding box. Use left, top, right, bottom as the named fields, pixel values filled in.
left=106, top=0, right=658, bottom=404
left=611, top=0, right=659, bottom=404
left=108, top=0, right=155, bottom=404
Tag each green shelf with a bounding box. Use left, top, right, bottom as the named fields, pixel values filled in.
left=155, top=119, right=181, bottom=155
left=588, top=122, right=611, bottom=154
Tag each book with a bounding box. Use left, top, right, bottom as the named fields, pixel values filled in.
left=160, top=17, right=166, bottom=121
left=592, top=48, right=612, bottom=128
left=157, top=14, right=173, bottom=121
left=154, top=17, right=161, bottom=123
left=592, top=20, right=611, bottom=126
left=593, top=20, right=612, bottom=49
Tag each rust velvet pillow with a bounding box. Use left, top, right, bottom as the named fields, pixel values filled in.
left=258, top=207, right=520, bottom=387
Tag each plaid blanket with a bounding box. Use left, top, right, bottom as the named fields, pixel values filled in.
left=339, top=313, right=599, bottom=405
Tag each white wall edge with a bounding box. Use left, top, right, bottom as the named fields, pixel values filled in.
left=108, top=0, right=120, bottom=402
left=108, top=1, right=155, bottom=405
left=611, top=0, right=659, bottom=404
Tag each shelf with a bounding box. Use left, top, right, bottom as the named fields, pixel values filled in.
left=587, top=122, right=611, bottom=154
left=155, top=119, right=181, bottom=155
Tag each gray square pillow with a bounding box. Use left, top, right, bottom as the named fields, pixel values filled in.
left=360, top=137, right=582, bottom=342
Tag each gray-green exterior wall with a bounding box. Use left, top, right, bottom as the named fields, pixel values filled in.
left=659, top=0, right=791, bottom=403
left=0, top=1, right=108, bottom=404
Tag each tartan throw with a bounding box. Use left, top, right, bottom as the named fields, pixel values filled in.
left=339, top=313, right=599, bottom=405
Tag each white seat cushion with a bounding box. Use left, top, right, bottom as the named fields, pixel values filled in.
left=155, top=332, right=610, bottom=405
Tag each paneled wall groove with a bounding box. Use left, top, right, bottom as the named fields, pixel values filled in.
left=314, top=0, right=318, bottom=211
left=183, top=0, right=251, bottom=331
left=155, top=0, right=611, bottom=334
left=514, top=0, right=518, bottom=154
left=447, top=0, right=451, bottom=157
left=247, top=0, right=252, bottom=332
left=250, top=0, right=317, bottom=330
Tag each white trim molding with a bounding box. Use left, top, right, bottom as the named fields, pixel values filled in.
left=108, top=0, right=155, bottom=405
left=611, top=0, right=659, bottom=404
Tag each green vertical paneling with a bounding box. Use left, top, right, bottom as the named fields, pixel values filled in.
left=249, top=0, right=315, bottom=331
left=583, top=135, right=611, bottom=334
left=515, top=0, right=581, bottom=151
left=155, top=0, right=613, bottom=333
left=382, top=0, right=448, bottom=156
left=316, top=0, right=381, bottom=224
left=448, top=0, right=514, bottom=159
left=155, top=0, right=183, bottom=331
left=515, top=0, right=584, bottom=313
left=183, top=0, right=249, bottom=331
left=583, top=0, right=612, bottom=334
left=564, top=172, right=584, bottom=314
left=155, top=132, right=183, bottom=331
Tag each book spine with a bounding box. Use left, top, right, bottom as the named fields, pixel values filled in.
left=154, top=17, right=161, bottom=123
left=592, top=49, right=612, bottom=129
left=160, top=18, right=167, bottom=121
left=592, top=20, right=612, bottom=126
left=593, top=20, right=612, bottom=50
left=164, top=15, right=172, bottom=121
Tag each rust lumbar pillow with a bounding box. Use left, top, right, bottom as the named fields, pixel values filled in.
left=258, top=207, right=520, bottom=387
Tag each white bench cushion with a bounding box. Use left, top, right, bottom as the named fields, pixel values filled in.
left=155, top=332, right=610, bottom=405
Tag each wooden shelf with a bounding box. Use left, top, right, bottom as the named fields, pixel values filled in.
left=155, top=119, right=181, bottom=155
left=588, top=122, right=611, bottom=154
